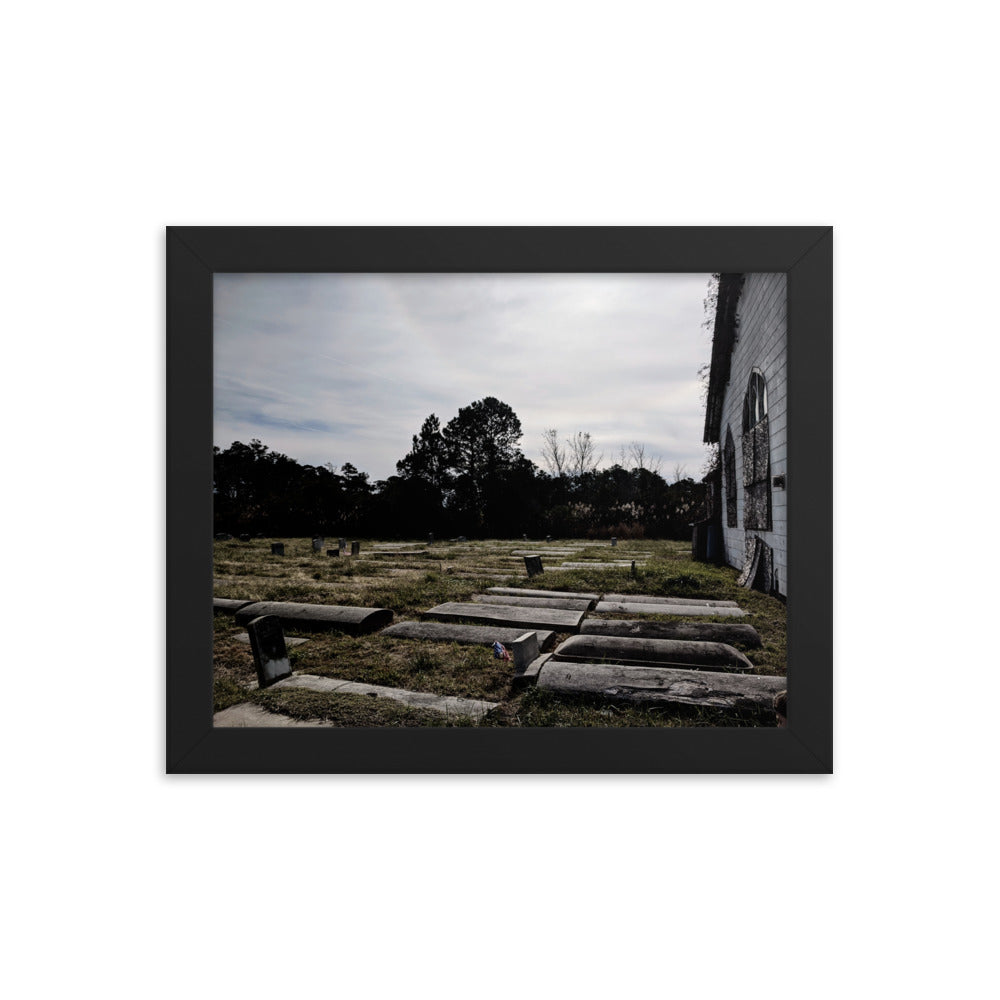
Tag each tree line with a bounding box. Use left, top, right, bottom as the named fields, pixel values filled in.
left=214, top=397, right=705, bottom=539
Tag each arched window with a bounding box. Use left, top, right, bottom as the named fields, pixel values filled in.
left=741, top=369, right=772, bottom=531
left=723, top=427, right=737, bottom=528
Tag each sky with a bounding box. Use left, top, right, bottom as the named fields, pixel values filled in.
left=214, top=272, right=715, bottom=483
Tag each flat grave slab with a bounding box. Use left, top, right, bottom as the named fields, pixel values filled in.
left=234, top=601, right=393, bottom=634
left=580, top=619, right=762, bottom=647
left=423, top=602, right=586, bottom=633
left=536, top=662, right=784, bottom=713
left=551, top=634, right=753, bottom=672
left=487, top=587, right=601, bottom=601
left=560, top=561, right=646, bottom=569
left=382, top=620, right=556, bottom=649
left=594, top=600, right=747, bottom=618
left=604, top=592, right=739, bottom=608
left=214, top=703, right=333, bottom=728
left=272, top=674, right=498, bottom=720
left=472, top=593, right=594, bottom=612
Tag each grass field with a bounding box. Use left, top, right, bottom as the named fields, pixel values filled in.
left=213, top=537, right=786, bottom=727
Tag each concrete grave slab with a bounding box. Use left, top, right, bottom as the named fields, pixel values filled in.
left=213, top=598, right=255, bottom=614
left=603, top=593, right=739, bottom=608
left=487, top=587, right=601, bottom=601
left=560, top=562, right=645, bottom=569
left=580, top=619, right=763, bottom=647
left=551, top=634, right=753, bottom=672
left=214, top=703, right=332, bottom=728
left=594, top=601, right=747, bottom=618
left=536, top=662, right=785, bottom=712
left=272, top=673, right=498, bottom=720
left=382, top=620, right=556, bottom=649
left=423, top=602, right=585, bottom=632
left=471, top=593, right=594, bottom=612
left=234, top=601, right=393, bottom=633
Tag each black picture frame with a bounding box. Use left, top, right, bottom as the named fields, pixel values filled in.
left=167, top=226, right=832, bottom=774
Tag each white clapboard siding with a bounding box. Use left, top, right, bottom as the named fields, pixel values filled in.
left=719, top=273, right=788, bottom=596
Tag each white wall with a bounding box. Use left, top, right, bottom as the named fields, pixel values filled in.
left=719, top=273, right=788, bottom=594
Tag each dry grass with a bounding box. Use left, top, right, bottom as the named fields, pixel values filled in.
left=213, top=536, right=786, bottom=727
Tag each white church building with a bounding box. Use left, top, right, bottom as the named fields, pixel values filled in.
left=701, top=273, right=787, bottom=597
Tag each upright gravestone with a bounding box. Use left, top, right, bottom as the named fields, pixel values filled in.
left=239, top=533, right=251, bottom=542
left=545, top=535, right=552, bottom=543
left=247, top=615, right=292, bottom=688
left=312, top=536, right=324, bottom=553
left=611, top=536, right=617, bottom=547
left=524, top=556, right=544, bottom=578
left=215, top=532, right=232, bottom=540
left=338, top=537, right=347, bottom=553
left=631, top=560, right=637, bottom=579
left=351, top=541, right=360, bottom=556
left=271, top=542, right=285, bottom=555
left=428, top=532, right=434, bottom=544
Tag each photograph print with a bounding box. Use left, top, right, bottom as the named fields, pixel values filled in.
left=210, top=268, right=790, bottom=731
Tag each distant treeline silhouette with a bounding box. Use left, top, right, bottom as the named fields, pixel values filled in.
left=214, top=397, right=704, bottom=539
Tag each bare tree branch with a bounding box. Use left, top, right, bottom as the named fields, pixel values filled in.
left=540, top=428, right=567, bottom=476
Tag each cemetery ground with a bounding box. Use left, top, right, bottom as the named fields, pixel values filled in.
left=213, top=538, right=787, bottom=728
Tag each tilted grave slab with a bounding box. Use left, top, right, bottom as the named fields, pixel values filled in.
left=536, top=662, right=785, bottom=713
left=603, top=593, right=739, bottom=608
left=560, top=561, right=645, bottom=569
left=234, top=601, right=393, bottom=634
left=550, top=634, right=753, bottom=672
left=487, top=586, right=601, bottom=602
left=472, top=593, right=594, bottom=612
left=580, top=619, right=762, bottom=648
left=423, top=601, right=585, bottom=633
left=213, top=598, right=256, bottom=614
left=594, top=600, right=747, bottom=618
left=381, top=620, right=556, bottom=649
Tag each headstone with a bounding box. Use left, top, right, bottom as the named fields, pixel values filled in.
left=631, top=560, right=637, bottom=579
left=247, top=615, right=292, bottom=688
left=254, top=533, right=265, bottom=539
left=594, top=600, right=747, bottom=617
left=509, top=631, right=540, bottom=671
left=239, top=533, right=251, bottom=542
left=428, top=532, right=434, bottom=544
left=338, top=537, right=347, bottom=552
left=487, top=587, right=601, bottom=601
left=472, top=593, right=592, bottom=612
left=580, top=618, right=763, bottom=647
left=423, top=602, right=585, bottom=633
left=312, top=536, right=324, bottom=553
left=215, top=532, right=232, bottom=540
left=522, top=534, right=528, bottom=541
left=545, top=535, right=552, bottom=543
left=611, top=536, right=617, bottom=547
left=383, top=621, right=556, bottom=649
left=327, top=549, right=339, bottom=557
left=550, top=633, right=754, bottom=672
left=458, top=535, right=467, bottom=542
left=270, top=542, right=284, bottom=555
left=351, top=540, right=360, bottom=556
left=524, top=555, right=543, bottom=578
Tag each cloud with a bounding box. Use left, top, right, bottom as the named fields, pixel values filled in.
left=214, top=272, right=716, bottom=481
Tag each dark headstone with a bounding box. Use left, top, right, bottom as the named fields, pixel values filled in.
left=327, top=549, right=339, bottom=557
left=351, top=540, right=360, bottom=556
left=523, top=556, right=544, bottom=578
left=457, top=535, right=467, bottom=542
left=239, top=533, right=251, bottom=542
left=631, top=560, right=637, bottom=579
left=215, top=532, right=232, bottom=541
left=312, top=536, right=324, bottom=553
left=271, top=542, right=284, bottom=555
left=247, top=615, right=292, bottom=688
left=545, top=535, right=552, bottom=543
left=428, top=532, right=434, bottom=544
left=611, top=536, right=617, bottom=547
left=338, top=537, right=347, bottom=552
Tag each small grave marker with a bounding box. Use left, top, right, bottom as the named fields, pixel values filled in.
left=631, top=560, right=637, bottom=579
left=239, top=533, right=251, bottom=542
left=271, top=542, right=284, bottom=555
left=545, top=535, right=552, bottom=543
left=215, top=532, right=232, bottom=540
left=524, top=555, right=544, bottom=578
left=312, top=536, right=324, bottom=553
left=338, top=537, right=347, bottom=552
left=247, top=615, right=292, bottom=688
left=611, top=536, right=617, bottom=547
left=428, top=532, right=434, bottom=544
left=351, top=540, right=360, bottom=556
left=327, top=548, right=339, bottom=557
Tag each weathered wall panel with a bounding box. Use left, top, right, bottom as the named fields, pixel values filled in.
left=719, top=273, right=788, bottom=595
